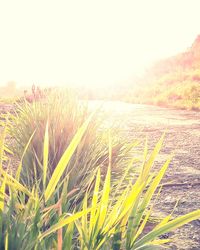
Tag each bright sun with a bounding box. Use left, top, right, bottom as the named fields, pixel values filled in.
left=0, top=0, right=200, bottom=88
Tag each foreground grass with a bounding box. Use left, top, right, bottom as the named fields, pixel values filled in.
left=6, top=90, right=133, bottom=206
left=0, top=114, right=200, bottom=249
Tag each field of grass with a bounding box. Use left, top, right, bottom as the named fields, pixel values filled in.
left=0, top=90, right=200, bottom=249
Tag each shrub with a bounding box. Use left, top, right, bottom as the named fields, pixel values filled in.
left=6, top=89, right=132, bottom=203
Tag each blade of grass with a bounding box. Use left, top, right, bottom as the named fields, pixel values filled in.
left=43, top=122, right=49, bottom=190
left=0, top=170, right=32, bottom=197
left=39, top=209, right=92, bottom=241
left=98, top=165, right=111, bottom=229
left=63, top=222, right=74, bottom=250
left=130, top=158, right=171, bottom=244
left=16, top=130, right=35, bottom=181
left=0, top=126, right=7, bottom=170
left=45, top=112, right=94, bottom=202
left=134, top=209, right=200, bottom=248
left=89, top=168, right=100, bottom=234
left=140, top=133, right=165, bottom=182
left=0, top=174, right=6, bottom=211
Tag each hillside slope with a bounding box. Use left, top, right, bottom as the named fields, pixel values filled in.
left=129, top=35, right=200, bottom=110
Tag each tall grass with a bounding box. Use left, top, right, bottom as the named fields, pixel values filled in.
left=0, top=120, right=200, bottom=249
left=6, top=90, right=133, bottom=204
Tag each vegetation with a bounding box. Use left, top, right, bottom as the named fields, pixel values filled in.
left=125, top=72, right=200, bottom=110
left=123, top=35, right=200, bottom=110
left=0, top=89, right=200, bottom=249
left=75, top=35, right=200, bottom=111
left=1, top=113, right=200, bottom=249
left=1, top=36, right=200, bottom=111
left=5, top=90, right=133, bottom=204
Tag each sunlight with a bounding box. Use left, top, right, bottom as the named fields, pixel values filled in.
left=0, top=0, right=200, bottom=87
left=0, top=1, right=200, bottom=248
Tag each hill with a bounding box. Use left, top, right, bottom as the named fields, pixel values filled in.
left=128, top=35, right=200, bottom=110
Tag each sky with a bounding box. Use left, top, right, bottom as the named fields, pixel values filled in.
left=0, top=0, right=200, bottom=88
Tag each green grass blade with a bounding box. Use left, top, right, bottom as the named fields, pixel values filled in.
left=45, top=112, right=94, bottom=202
left=0, top=126, right=6, bottom=170
left=98, top=166, right=111, bottom=229
left=140, top=133, right=165, bottom=182
left=0, top=174, right=6, bottom=211
left=0, top=169, right=32, bottom=197
left=89, top=168, right=100, bottom=234
left=130, top=157, right=171, bottom=242
left=134, top=209, right=200, bottom=248
left=5, top=231, right=8, bottom=250
left=131, top=206, right=153, bottom=245
left=81, top=192, right=88, bottom=240
left=39, top=209, right=91, bottom=240
left=63, top=222, right=74, bottom=250
left=43, top=122, right=49, bottom=190
left=16, top=130, right=35, bottom=181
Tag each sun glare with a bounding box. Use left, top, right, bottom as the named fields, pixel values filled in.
left=0, top=0, right=200, bottom=87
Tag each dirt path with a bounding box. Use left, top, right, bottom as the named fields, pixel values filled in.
left=91, top=101, right=200, bottom=249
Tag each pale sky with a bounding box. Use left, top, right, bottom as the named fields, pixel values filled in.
left=0, top=0, right=200, bottom=87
